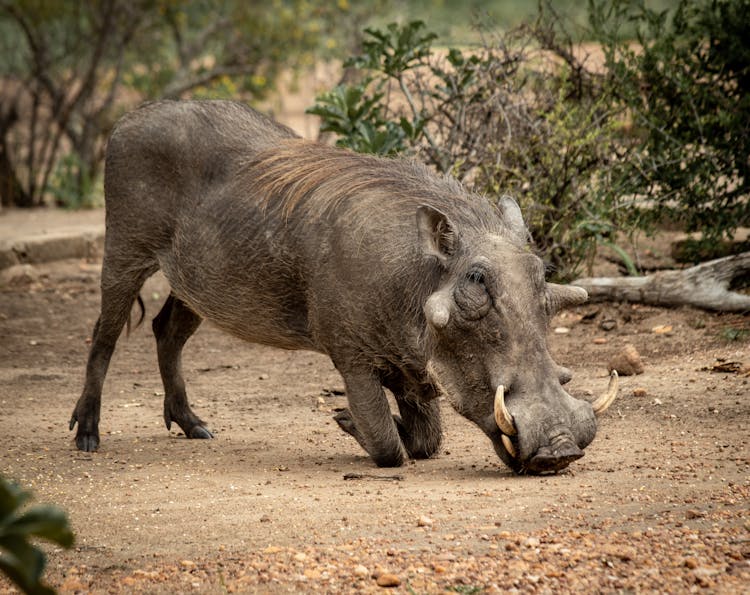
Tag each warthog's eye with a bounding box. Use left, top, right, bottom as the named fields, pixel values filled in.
left=455, top=267, right=491, bottom=320
left=466, top=269, right=486, bottom=286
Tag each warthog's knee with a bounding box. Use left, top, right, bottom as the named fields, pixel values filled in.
left=405, top=429, right=442, bottom=460
left=395, top=414, right=442, bottom=459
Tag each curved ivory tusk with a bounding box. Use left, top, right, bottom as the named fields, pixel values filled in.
left=501, top=434, right=517, bottom=458
left=592, top=370, right=619, bottom=415
left=494, top=385, right=517, bottom=436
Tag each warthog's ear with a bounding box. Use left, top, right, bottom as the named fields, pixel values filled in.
left=416, top=205, right=457, bottom=265
left=498, top=195, right=530, bottom=243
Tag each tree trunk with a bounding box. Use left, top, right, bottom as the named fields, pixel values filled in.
left=0, top=99, right=31, bottom=208
left=0, top=135, right=34, bottom=209
left=572, top=252, right=750, bottom=312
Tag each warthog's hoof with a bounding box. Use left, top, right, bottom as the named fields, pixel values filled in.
left=75, top=431, right=100, bottom=452
left=70, top=414, right=100, bottom=452
left=334, top=408, right=405, bottom=467
left=187, top=425, right=213, bottom=439
left=334, top=409, right=357, bottom=436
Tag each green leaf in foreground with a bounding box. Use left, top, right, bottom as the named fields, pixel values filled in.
left=0, top=476, right=74, bottom=595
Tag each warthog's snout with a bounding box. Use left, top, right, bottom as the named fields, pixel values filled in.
left=492, top=372, right=619, bottom=474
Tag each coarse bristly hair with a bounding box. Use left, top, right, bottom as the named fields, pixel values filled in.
left=239, top=138, right=508, bottom=237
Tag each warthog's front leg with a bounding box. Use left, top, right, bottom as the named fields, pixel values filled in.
left=333, top=368, right=406, bottom=467
left=152, top=294, right=212, bottom=439
left=393, top=396, right=442, bottom=460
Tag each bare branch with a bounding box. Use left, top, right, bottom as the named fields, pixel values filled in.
left=161, top=64, right=264, bottom=99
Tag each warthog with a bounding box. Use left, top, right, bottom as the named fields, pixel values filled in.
left=70, top=100, right=617, bottom=474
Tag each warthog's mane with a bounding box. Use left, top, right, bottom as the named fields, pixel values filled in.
left=239, top=139, right=500, bottom=232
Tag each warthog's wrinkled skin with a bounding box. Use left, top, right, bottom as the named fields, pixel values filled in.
left=70, top=100, right=600, bottom=474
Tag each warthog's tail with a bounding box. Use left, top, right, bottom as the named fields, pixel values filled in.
left=125, top=295, right=146, bottom=337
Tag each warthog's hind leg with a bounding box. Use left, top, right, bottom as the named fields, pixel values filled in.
left=71, top=269, right=151, bottom=451
left=152, top=293, right=212, bottom=439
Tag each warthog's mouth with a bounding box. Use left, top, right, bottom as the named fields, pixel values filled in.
left=494, top=371, right=620, bottom=474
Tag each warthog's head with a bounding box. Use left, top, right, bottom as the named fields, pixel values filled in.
left=418, top=197, right=618, bottom=474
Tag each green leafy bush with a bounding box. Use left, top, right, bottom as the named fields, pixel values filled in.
left=591, top=0, right=750, bottom=260
left=0, top=476, right=74, bottom=595
left=308, top=19, right=629, bottom=280
left=310, top=2, right=749, bottom=277
left=46, top=153, right=101, bottom=210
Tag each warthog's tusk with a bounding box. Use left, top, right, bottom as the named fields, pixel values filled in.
left=501, top=434, right=517, bottom=458
left=494, top=385, right=516, bottom=436
left=592, top=370, right=619, bottom=415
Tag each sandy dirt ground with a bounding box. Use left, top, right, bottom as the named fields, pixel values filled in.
left=0, top=248, right=749, bottom=593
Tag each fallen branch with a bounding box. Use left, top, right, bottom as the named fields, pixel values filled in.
left=343, top=473, right=404, bottom=481
left=572, top=252, right=750, bottom=312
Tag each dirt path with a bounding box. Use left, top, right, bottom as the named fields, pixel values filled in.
left=1, top=258, right=748, bottom=593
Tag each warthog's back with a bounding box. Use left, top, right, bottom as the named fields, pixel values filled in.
left=104, top=100, right=299, bottom=216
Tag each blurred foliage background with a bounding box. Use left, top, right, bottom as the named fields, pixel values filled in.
left=0, top=0, right=377, bottom=209
left=310, top=0, right=749, bottom=279
left=0, top=0, right=747, bottom=280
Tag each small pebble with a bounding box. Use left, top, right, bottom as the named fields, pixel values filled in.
left=633, top=387, right=648, bottom=397
left=353, top=564, right=369, bottom=578
left=684, top=557, right=699, bottom=569
left=376, top=573, right=401, bottom=587
left=600, top=319, right=617, bottom=331
left=608, top=344, right=644, bottom=375
left=652, top=324, right=673, bottom=334
left=417, top=515, right=433, bottom=527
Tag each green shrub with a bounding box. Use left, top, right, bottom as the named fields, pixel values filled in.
left=46, top=152, right=101, bottom=210
left=310, top=2, right=749, bottom=277
left=591, top=0, right=750, bottom=259
left=308, top=19, right=630, bottom=280
left=0, top=476, right=74, bottom=595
